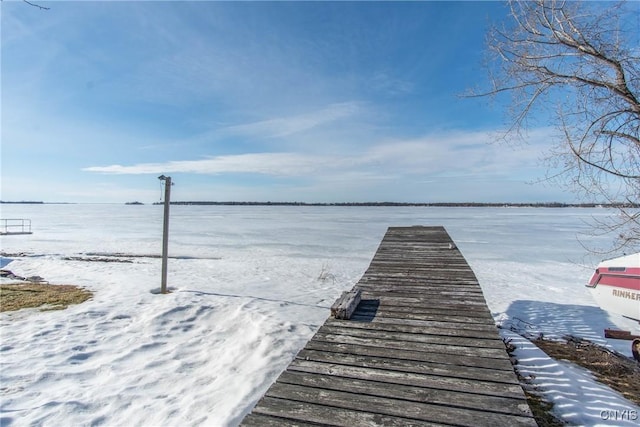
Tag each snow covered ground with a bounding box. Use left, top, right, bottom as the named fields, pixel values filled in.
left=0, top=204, right=638, bottom=426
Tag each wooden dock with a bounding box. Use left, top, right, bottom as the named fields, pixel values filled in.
left=241, top=226, right=536, bottom=426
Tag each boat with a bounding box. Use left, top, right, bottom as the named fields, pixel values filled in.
left=586, top=253, right=640, bottom=322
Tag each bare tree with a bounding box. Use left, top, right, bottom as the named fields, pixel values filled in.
left=473, top=0, right=639, bottom=252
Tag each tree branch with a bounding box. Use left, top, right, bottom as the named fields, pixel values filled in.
left=23, top=0, right=49, bottom=10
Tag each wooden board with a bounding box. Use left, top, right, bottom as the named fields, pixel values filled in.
left=241, top=226, right=536, bottom=426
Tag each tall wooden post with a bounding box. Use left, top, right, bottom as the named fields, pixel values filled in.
left=159, top=175, right=172, bottom=294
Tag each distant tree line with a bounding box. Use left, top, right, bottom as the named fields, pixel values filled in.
left=0, top=201, right=44, bottom=204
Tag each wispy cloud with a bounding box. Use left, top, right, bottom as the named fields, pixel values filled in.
left=83, top=152, right=332, bottom=176
left=221, top=102, right=363, bottom=139
left=369, top=71, right=414, bottom=96
left=84, top=127, right=556, bottom=180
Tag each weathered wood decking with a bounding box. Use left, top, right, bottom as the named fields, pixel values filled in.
left=241, top=226, right=535, bottom=426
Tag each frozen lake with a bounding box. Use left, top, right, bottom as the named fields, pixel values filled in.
left=1, top=204, right=638, bottom=426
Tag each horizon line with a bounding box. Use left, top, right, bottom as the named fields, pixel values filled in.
left=2, top=200, right=637, bottom=208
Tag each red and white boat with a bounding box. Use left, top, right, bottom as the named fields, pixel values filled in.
left=586, top=253, right=640, bottom=322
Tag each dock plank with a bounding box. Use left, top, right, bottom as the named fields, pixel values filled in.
left=251, top=396, right=444, bottom=427
left=264, top=382, right=534, bottom=427
left=241, top=226, right=535, bottom=426
left=302, top=340, right=514, bottom=371
left=315, top=325, right=508, bottom=351
left=326, top=318, right=501, bottom=339
left=294, top=349, right=518, bottom=383
left=276, top=371, right=532, bottom=417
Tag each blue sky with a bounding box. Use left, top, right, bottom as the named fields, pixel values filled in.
left=2, top=0, right=573, bottom=203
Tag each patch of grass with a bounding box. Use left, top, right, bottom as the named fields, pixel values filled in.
left=506, top=335, right=640, bottom=425
left=521, top=388, right=567, bottom=427
left=533, top=337, right=640, bottom=406
left=0, top=282, right=93, bottom=312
